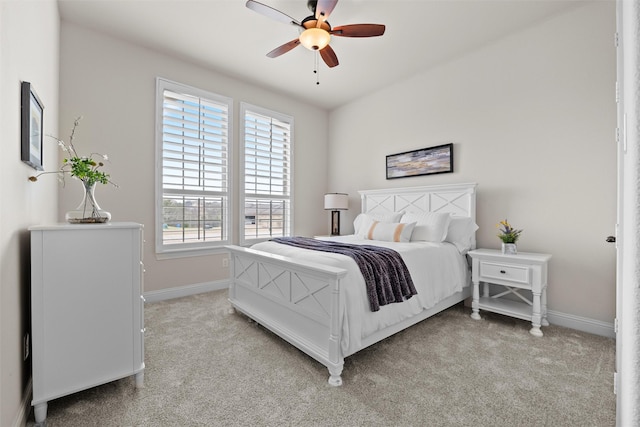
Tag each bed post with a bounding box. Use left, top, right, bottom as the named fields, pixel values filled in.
left=327, top=276, right=344, bottom=386
left=227, top=252, right=237, bottom=314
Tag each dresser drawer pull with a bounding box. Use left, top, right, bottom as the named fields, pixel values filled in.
left=500, top=270, right=506, bottom=274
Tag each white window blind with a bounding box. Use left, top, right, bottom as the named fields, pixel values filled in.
left=156, top=79, right=232, bottom=253
left=241, top=103, right=293, bottom=244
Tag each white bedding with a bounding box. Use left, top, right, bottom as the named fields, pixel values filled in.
left=251, top=235, right=469, bottom=355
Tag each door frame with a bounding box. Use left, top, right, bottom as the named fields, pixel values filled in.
left=616, top=0, right=640, bottom=424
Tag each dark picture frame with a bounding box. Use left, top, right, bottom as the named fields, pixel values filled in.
left=21, top=81, right=44, bottom=171
left=386, top=143, right=453, bottom=179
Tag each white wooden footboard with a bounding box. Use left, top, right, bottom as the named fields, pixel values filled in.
left=227, top=245, right=348, bottom=386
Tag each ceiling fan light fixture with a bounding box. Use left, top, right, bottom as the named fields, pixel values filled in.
left=299, top=28, right=330, bottom=51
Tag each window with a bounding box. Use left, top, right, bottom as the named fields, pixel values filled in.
left=156, top=78, right=232, bottom=254
left=240, top=103, right=293, bottom=245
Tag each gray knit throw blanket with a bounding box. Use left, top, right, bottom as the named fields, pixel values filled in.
left=271, top=237, right=417, bottom=312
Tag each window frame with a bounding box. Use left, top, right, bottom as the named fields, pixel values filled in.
left=239, top=102, right=294, bottom=246
left=155, top=78, right=233, bottom=257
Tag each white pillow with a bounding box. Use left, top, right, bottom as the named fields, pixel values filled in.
left=402, top=212, right=452, bottom=242
left=445, top=216, right=479, bottom=253
left=354, top=211, right=405, bottom=237
left=365, top=221, right=416, bottom=243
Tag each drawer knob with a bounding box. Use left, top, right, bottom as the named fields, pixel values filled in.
left=500, top=270, right=506, bottom=274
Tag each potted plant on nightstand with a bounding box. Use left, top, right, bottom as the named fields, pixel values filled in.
left=497, top=219, right=522, bottom=254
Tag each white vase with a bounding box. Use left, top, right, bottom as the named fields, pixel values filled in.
left=502, top=243, right=517, bottom=255
left=65, top=181, right=111, bottom=224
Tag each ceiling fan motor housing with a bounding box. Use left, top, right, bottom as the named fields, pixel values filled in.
left=301, top=16, right=331, bottom=31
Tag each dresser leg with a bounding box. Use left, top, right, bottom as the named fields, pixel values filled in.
left=530, top=291, right=544, bottom=337
left=34, top=402, right=48, bottom=423
left=541, top=287, right=549, bottom=326
left=470, top=280, right=481, bottom=320
left=135, top=371, right=145, bottom=388
left=530, top=326, right=543, bottom=337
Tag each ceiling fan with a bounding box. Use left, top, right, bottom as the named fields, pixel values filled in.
left=246, top=0, right=386, bottom=68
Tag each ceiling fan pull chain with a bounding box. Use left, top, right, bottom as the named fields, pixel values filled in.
left=314, top=51, right=320, bottom=85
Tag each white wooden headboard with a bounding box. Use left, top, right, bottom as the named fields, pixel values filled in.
left=359, top=183, right=477, bottom=219
left=359, top=183, right=478, bottom=246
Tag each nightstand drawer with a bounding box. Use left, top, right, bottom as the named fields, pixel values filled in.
left=479, top=261, right=530, bottom=285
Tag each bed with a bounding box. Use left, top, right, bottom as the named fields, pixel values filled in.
left=226, top=183, right=477, bottom=386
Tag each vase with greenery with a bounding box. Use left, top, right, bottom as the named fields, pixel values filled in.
left=496, top=219, right=522, bottom=254
left=28, top=116, right=117, bottom=223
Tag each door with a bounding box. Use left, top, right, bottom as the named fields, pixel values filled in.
left=614, top=2, right=623, bottom=424
left=615, top=1, right=640, bottom=424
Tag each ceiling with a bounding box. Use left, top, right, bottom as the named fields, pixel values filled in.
left=57, top=0, right=581, bottom=110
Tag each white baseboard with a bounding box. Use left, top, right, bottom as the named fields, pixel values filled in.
left=144, top=280, right=229, bottom=303
left=143, top=283, right=615, bottom=339
left=14, top=378, right=32, bottom=427
left=547, top=310, right=615, bottom=338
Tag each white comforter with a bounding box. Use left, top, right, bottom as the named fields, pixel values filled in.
left=251, top=235, right=469, bottom=355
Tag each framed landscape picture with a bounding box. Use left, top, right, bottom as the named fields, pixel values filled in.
left=386, top=143, right=453, bottom=179
left=21, top=81, right=44, bottom=171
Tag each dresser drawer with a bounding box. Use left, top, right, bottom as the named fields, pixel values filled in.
left=478, top=261, right=530, bottom=285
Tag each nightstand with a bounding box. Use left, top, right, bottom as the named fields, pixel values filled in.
left=467, top=248, right=552, bottom=337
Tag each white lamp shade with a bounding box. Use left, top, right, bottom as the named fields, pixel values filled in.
left=324, top=193, right=348, bottom=210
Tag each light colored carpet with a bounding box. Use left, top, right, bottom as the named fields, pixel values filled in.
left=29, top=289, right=615, bottom=426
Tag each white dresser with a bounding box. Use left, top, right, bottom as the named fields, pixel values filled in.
left=29, top=222, right=145, bottom=423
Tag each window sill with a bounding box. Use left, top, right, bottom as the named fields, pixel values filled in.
left=155, top=246, right=228, bottom=260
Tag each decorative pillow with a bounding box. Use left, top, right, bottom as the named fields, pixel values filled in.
left=402, top=212, right=452, bottom=242
left=353, top=211, right=405, bottom=237
left=445, top=216, right=479, bottom=253
left=365, top=221, right=416, bottom=242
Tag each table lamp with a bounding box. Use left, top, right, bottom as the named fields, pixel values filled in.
left=324, top=193, right=348, bottom=236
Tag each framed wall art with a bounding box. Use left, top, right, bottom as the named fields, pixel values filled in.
left=21, top=81, right=44, bottom=171
left=386, top=143, right=453, bottom=179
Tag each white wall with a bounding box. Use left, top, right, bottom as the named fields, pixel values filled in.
left=60, top=2, right=617, bottom=325
left=0, top=1, right=59, bottom=425
left=328, top=3, right=617, bottom=326
left=59, top=22, right=330, bottom=294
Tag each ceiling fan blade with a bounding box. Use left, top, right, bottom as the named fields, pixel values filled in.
left=331, top=24, right=386, bottom=37
left=319, top=44, right=339, bottom=68
left=266, top=39, right=301, bottom=58
left=315, top=0, right=338, bottom=21
left=246, top=0, right=301, bottom=27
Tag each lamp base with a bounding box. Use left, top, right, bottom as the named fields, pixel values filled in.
left=330, top=210, right=341, bottom=236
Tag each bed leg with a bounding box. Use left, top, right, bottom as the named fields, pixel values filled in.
left=327, top=365, right=343, bottom=386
